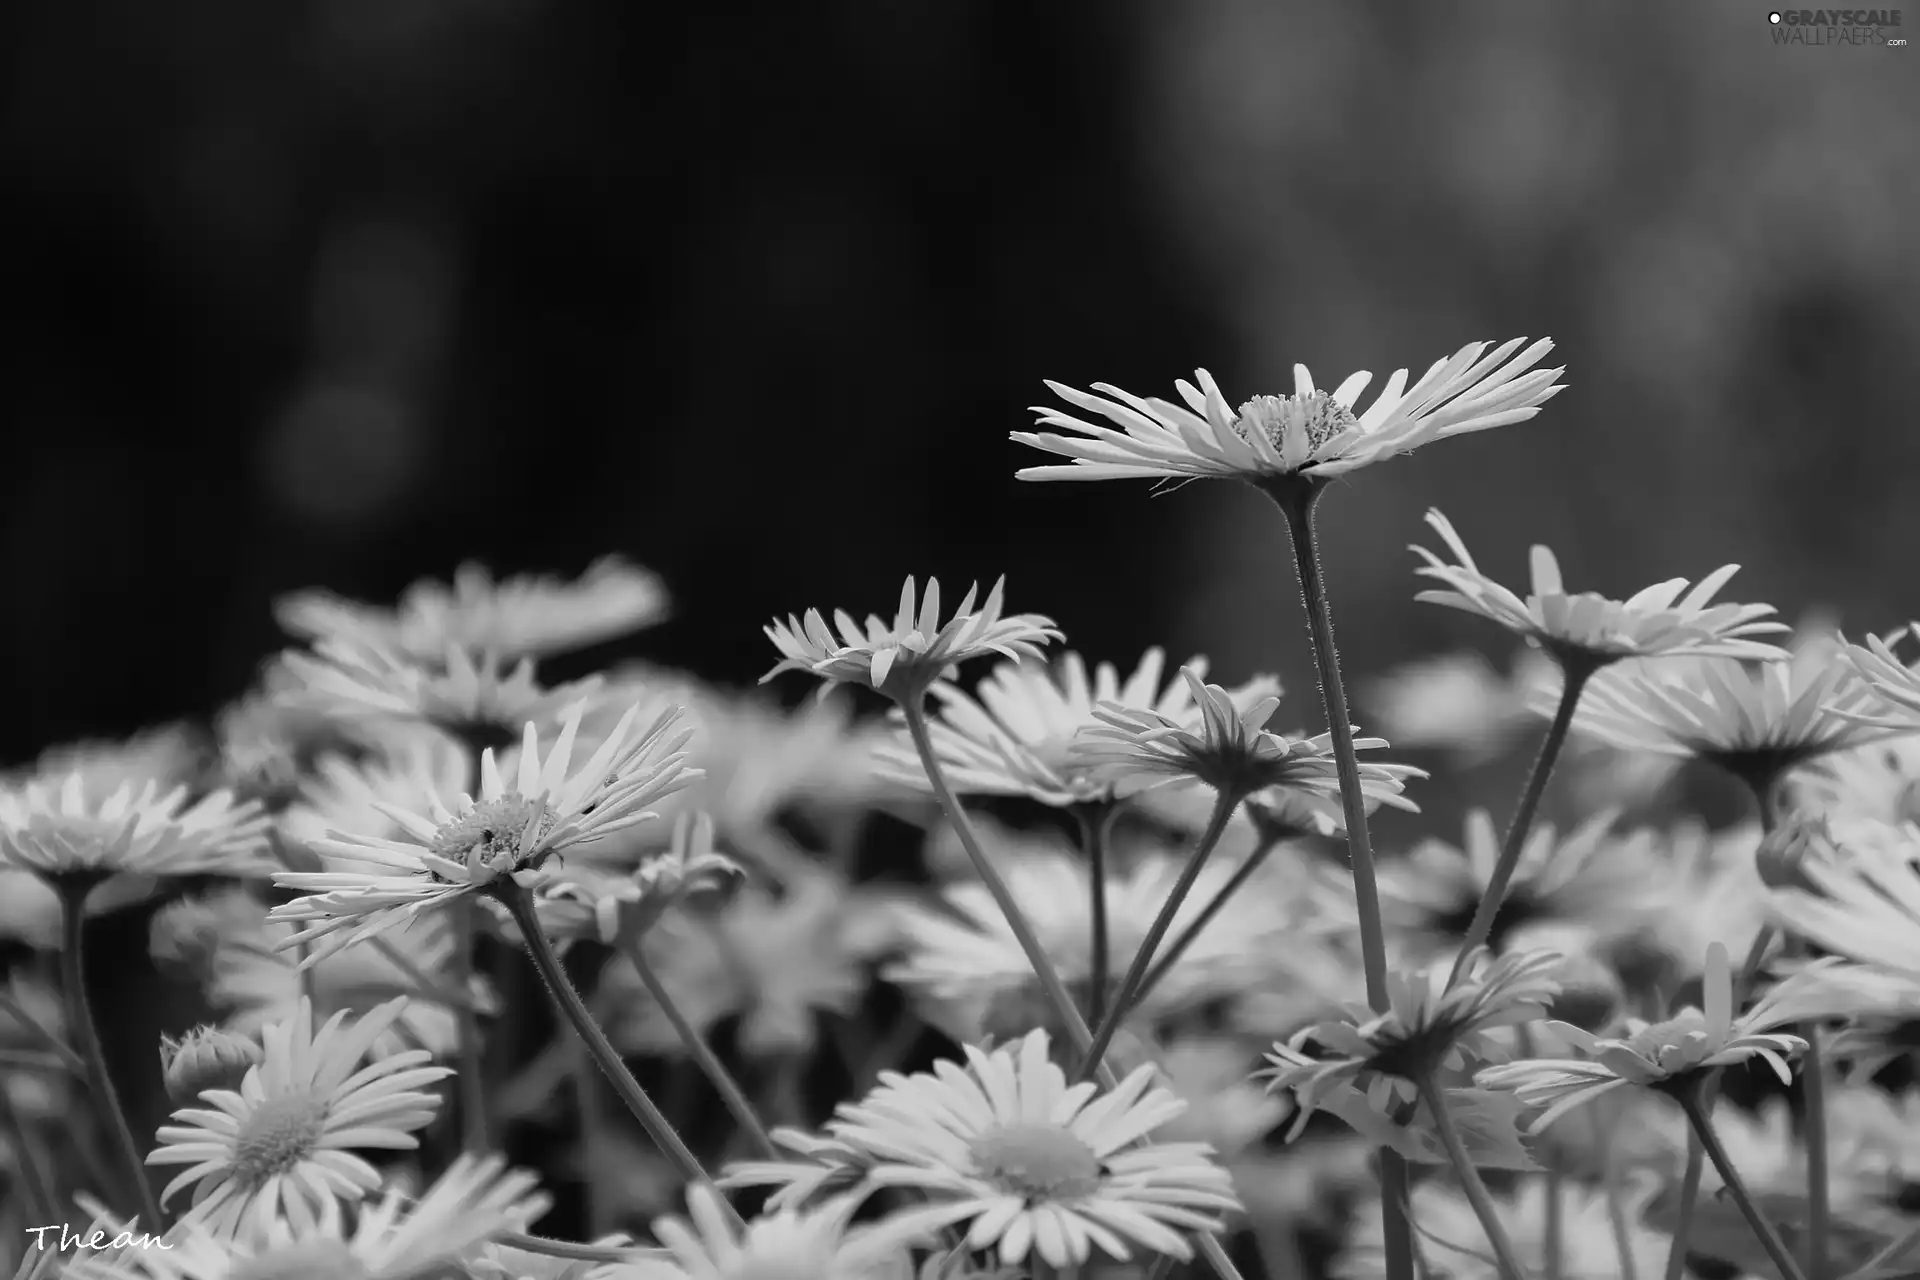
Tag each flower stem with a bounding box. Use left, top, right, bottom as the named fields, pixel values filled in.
left=1077, top=788, right=1238, bottom=1082
left=1447, top=656, right=1597, bottom=987
left=1801, top=1023, right=1831, bottom=1280
left=899, top=699, right=1247, bottom=1280
left=56, top=879, right=167, bottom=1231
left=1265, top=477, right=1412, bottom=1280
left=491, top=878, right=739, bottom=1226
left=1417, top=1073, right=1527, bottom=1280
left=451, top=899, right=490, bottom=1154
left=1074, top=801, right=1117, bottom=1026
left=1679, top=1086, right=1810, bottom=1280
left=1137, top=835, right=1280, bottom=1005
left=1663, top=1136, right=1705, bottom=1280
left=616, top=934, right=779, bottom=1159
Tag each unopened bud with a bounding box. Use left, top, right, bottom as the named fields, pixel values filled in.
left=150, top=892, right=267, bottom=979
left=1756, top=813, right=1832, bottom=894
left=161, top=1026, right=262, bottom=1104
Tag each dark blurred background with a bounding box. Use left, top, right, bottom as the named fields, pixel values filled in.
left=5, top=0, right=1917, bottom=767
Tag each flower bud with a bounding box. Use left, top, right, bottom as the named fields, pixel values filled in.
left=149, top=892, right=267, bottom=979
left=160, top=1026, right=262, bottom=1105
left=1756, top=812, right=1833, bottom=895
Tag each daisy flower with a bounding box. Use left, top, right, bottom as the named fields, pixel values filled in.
left=74, top=1154, right=550, bottom=1280
left=277, top=557, right=668, bottom=662
left=276, top=637, right=601, bottom=746
left=276, top=730, right=473, bottom=854
left=838, top=1030, right=1240, bottom=1267
left=22, top=723, right=206, bottom=805
left=526, top=811, right=740, bottom=945
left=1844, top=625, right=1920, bottom=725
left=628, top=1185, right=944, bottom=1280
left=1411, top=508, right=1787, bottom=666
left=1338, top=1176, right=1675, bottom=1280
left=1542, top=630, right=1892, bottom=802
left=269, top=702, right=697, bottom=962
left=719, top=1127, right=873, bottom=1212
left=0, top=775, right=271, bottom=883
left=1790, top=733, right=1920, bottom=828
left=1262, top=948, right=1563, bottom=1126
left=1377, top=810, right=1653, bottom=956
left=1770, top=826, right=1920, bottom=974
left=762, top=576, right=1060, bottom=702
left=1013, top=338, right=1563, bottom=485
left=1073, top=669, right=1422, bottom=801
left=877, top=649, right=1280, bottom=806
left=886, top=841, right=1300, bottom=1037
left=147, top=996, right=452, bottom=1237
left=1593, top=821, right=1774, bottom=996
left=1476, top=943, right=1815, bottom=1131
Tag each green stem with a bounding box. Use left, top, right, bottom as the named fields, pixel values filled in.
left=1679, top=1087, right=1810, bottom=1280
left=617, top=935, right=778, bottom=1159
left=1663, top=1137, right=1705, bottom=1280
left=1077, top=789, right=1239, bottom=1082
left=490, top=878, right=738, bottom=1226
left=1448, top=656, right=1597, bottom=987
left=1265, top=476, right=1412, bottom=1280
left=1137, top=835, right=1280, bottom=1005
left=56, top=879, right=166, bottom=1230
left=899, top=698, right=1247, bottom=1280
left=1074, top=802, right=1117, bottom=1026
left=451, top=899, right=489, bottom=1154
left=1418, top=1073, right=1527, bottom=1280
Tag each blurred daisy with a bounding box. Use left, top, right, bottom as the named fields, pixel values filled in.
left=277, top=557, right=668, bottom=662
left=1412, top=508, right=1787, bottom=665
left=1338, top=1176, right=1674, bottom=1280
left=1317, top=1082, right=1542, bottom=1173
left=1544, top=631, right=1891, bottom=802
left=0, top=868, right=62, bottom=947
left=1262, top=948, right=1562, bottom=1125
left=1378, top=810, right=1651, bottom=955
left=1770, top=828, right=1920, bottom=975
left=1791, top=734, right=1920, bottom=828
left=1152, top=1038, right=1292, bottom=1160
left=877, top=648, right=1279, bottom=806
left=719, top=1127, right=873, bottom=1212
left=277, top=637, right=601, bottom=745
left=1844, top=625, right=1920, bottom=724
left=212, top=675, right=385, bottom=807
left=842, top=1030, right=1240, bottom=1266
left=75, top=1154, right=550, bottom=1280
left=1014, top=338, right=1562, bottom=484
left=628, top=1185, right=943, bottom=1280
left=528, top=811, right=739, bottom=945
left=1594, top=821, right=1774, bottom=998
left=277, top=731, right=473, bottom=853
left=147, top=997, right=451, bottom=1237
left=270, top=704, right=697, bottom=962
left=0, top=775, right=271, bottom=883
left=22, top=724, right=206, bottom=806
left=1074, top=669, right=1422, bottom=801
left=1360, top=649, right=1554, bottom=767
left=212, top=912, right=481, bottom=1060
left=887, top=842, right=1298, bottom=1036
left=603, top=874, right=878, bottom=1059
left=1477, top=942, right=1813, bottom=1131
left=763, top=577, right=1060, bottom=702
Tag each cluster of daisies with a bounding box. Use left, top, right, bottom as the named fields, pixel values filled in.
left=8, top=339, right=1920, bottom=1280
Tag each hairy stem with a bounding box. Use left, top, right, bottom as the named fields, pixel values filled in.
left=1448, top=656, right=1597, bottom=987
left=1679, top=1087, right=1809, bottom=1280
left=1418, top=1073, right=1527, bottom=1280
left=1137, top=835, right=1280, bottom=1005
left=57, top=879, right=167, bottom=1230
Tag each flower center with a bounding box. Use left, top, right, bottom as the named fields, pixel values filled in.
left=230, top=1091, right=328, bottom=1185
left=1231, top=392, right=1358, bottom=456
left=429, top=795, right=554, bottom=878
left=970, top=1123, right=1104, bottom=1202
left=228, top=1242, right=370, bottom=1280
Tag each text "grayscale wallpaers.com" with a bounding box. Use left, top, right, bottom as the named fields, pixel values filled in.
left=1768, top=8, right=1907, bottom=43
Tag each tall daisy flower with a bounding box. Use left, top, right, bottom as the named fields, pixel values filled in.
left=836, top=1030, right=1239, bottom=1267
left=1411, top=509, right=1788, bottom=665
left=876, top=649, right=1279, bottom=806
left=147, top=997, right=452, bottom=1237
left=1073, top=669, right=1421, bottom=802
left=631, top=1185, right=945, bottom=1280
left=1262, top=949, right=1563, bottom=1125
left=1012, top=339, right=1563, bottom=485
left=269, top=703, right=698, bottom=962
left=277, top=557, right=668, bottom=662
left=276, top=639, right=601, bottom=748
left=1476, top=943, right=1815, bottom=1131
left=762, top=577, right=1060, bottom=703
left=74, top=1154, right=550, bottom=1280
left=0, top=775, right=271, bottom=884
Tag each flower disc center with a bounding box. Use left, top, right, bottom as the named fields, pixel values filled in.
left=231, top=1090, right=328, bottom=1185
left=970, top=1123, right=1104, bottom=1202
left=429, top=794, right=553, bottom=875
left=1232, top=391, right=1358, bottom=455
